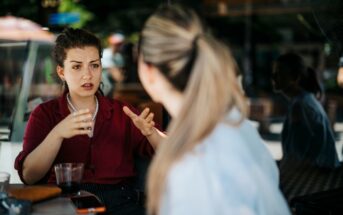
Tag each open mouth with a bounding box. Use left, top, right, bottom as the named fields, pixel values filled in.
left=82, top=83, right=94, bottom=90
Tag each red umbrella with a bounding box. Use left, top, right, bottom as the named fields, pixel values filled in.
left=0, top=16, right=54, bottom=42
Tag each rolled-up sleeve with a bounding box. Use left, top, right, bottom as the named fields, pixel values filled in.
left=14, top=105, right=53, bottom=184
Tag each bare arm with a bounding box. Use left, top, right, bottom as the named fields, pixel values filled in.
left=145, top=127, right=167, bottom=149
left=22, top=109, right=93, bottom=184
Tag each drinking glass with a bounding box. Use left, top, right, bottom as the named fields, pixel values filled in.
left=54, top=163, right=84, bottom=194
left=0, top=171, right=10, bottom=192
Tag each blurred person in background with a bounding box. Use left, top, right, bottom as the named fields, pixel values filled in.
left=121, top=41, right=140, bottom=83
left=102, top=33, right=126, bottom=97
left=15, top=28, right=165, bottom=215
left=138, top=5, right=290, bottom=215
left=272, top=53, right=340, bottom=169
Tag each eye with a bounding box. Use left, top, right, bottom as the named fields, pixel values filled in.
left=72, top=65, right=81, bottom=70
left=91, top=63, right=100, bottom=69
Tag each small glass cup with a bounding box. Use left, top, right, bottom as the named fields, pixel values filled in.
left=54, top=163, right=84, bottom=195
left=0, top=171, right=10, bottom=192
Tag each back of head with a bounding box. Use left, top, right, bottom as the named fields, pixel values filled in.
left=140, top=5, right=202, bottom=91
left=276, top=53, right=305, bottom=81
left=53, top=28, right=102, bottom=67
left=142, top=5, right=247, bottom=214
left=276, top=53, right=322, bottom=99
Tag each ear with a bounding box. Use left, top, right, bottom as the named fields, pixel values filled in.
left=145, top=63, right=158, bottom=84
left=56, top=65, right=65, bottom=81
left=139, top=57, right=158, bottom=84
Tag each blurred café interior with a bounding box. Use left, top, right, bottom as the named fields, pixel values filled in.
left=1, top=0, right=343, bottom=214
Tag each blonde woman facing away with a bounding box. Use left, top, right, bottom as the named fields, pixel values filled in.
left=137, top=5, right=291, bottom=215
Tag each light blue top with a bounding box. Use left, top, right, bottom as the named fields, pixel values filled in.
left=281, top=91, right=340, bottom=168
left=160, top=110, right=290, bottom=215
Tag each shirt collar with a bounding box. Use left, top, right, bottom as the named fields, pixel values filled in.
left=58, top=91, right=113, bottom=120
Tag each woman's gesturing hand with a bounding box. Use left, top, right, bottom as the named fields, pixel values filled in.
left=54, top=109, right=94, bottom=139
left=123, top=106, right=155, bottom=137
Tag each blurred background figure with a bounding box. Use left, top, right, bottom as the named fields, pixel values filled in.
left=337, top=55, right=343, bottom=87
left=120, top=41, right=140, bottom=84
left=272, top=53, right=340, bottom=169
left=101, top=33, right=125, bottom=97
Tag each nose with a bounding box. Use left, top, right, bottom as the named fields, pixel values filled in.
left=82, top=67, right=93, bottom=80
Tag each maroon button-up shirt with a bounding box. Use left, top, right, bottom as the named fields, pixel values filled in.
left=14, top=93, right=155, bottom=185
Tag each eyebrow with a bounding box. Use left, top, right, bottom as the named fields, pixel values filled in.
left=70, top=60, right=82, bottom=63
left=90, top=59, right=100, bottom=63
left=69, top=59, right=100, bottom=63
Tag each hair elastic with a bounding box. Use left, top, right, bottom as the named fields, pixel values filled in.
left=193, top=34, right=204, bottom=46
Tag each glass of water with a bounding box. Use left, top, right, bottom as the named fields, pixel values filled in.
left=0, top=172, right=10, bottom=192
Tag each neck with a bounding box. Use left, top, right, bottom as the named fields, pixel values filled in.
left=160, top=89, right=183, bottom=118
left=68, top=92, right=97, bottom=112
left=283, top=86, right=303, bottom=101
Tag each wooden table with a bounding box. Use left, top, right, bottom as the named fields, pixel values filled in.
left=31, top=196, right=77, bottom=215
left=8, top=184, right=96, bottom=215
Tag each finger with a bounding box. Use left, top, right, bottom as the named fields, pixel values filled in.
left=74, top=121, right=93, bottom=129
left=140, top=108, right=150, bottom=119
left=73, top=128, right=92, bottom=136
left=145, top=113, right=154, bottom=122
left=123, top=106, right=138, bottom=119
left=72, top=114, right=92, bottom=123
left=69, top=109, right=90, bottom=118
left=150, top=121, right=155, bottom=127
left=146, top=121, right=154, bottom=128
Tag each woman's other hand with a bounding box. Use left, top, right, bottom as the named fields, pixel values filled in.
left=123, top=106, right=155, bottom=137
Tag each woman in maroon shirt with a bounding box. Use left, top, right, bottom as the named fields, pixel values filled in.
left=14, top=28, right=164, bottom=215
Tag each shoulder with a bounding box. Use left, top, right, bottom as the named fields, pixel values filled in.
left=31, top=98, right=59, bottom=116
left=163, top=148, right=256, bottom=215
left=293, top=92, right=319, bottom=108
left=202, top=119, right=279, bottom=185
left=166, top=125, right=252, bottom=187
left=292, top=92, right=323, bottom=118
left=26, top=98, right=61, bottom=130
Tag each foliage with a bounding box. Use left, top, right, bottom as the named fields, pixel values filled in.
left=58, top=0, right=94, bottom=28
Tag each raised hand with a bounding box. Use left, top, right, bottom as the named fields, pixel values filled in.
left=123, top=106, right=155, bottom=136
left=53, top=109, right=94, bottom=139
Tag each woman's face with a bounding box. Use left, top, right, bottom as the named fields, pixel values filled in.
left=57, top=46, right=102, bottom=99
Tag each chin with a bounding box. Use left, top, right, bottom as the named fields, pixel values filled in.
left=81, top=90, right=97, bottom=97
